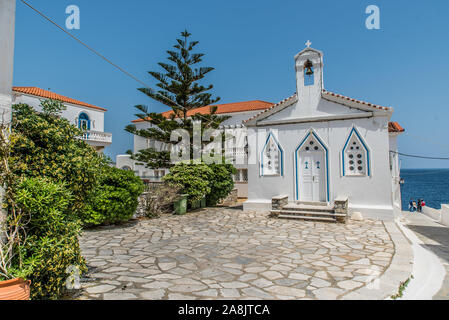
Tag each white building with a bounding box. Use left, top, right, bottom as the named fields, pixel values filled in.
left=119, top=44, right=404, bottom=220
left=12, top=87, right=112, bottom=152
left=117, top=100, right=273, bottom=196
left=243, top=45, right=404, bottom=220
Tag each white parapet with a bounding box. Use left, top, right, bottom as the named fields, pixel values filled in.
left=422, top=206, right=442, bottom=222
left=441, top=205, right=449, bottom=227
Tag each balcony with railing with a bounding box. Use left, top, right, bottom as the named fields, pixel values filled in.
left=79, top=130, right=112, bottom=146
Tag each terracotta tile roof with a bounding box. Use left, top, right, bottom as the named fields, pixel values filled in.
left=322, top=89, right=391, bottom=111
left=131, top=100, right=274, bottom=123
left=13, top=87, right=107, bottom=112
left=388, top=121, right=405, bottom=133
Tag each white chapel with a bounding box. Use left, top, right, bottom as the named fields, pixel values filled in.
left=118, top=42, right=404, bottom=221
left=243, top=43, right=404, bottom=220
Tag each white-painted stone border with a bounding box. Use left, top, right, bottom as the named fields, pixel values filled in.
left=341, top=220, right=413, bottom=300
left=395, top=217, right=446, bottom=299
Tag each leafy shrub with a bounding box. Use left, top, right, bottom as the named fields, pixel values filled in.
left=206, top=163, right=236, bottom=206
left=162, top=162, right=236, bottom=207
left=141, top=183, right=181, bottom=218
left=81, top=165, right=144, bottom=226
left=14, top=177, right=86, bottom=300
left=163, top=163, right=213, bottom=205
left=11, top=102, right=104, bottom=215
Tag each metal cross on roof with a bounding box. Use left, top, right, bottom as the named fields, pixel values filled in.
left=305, top=40, right=312, bottom=48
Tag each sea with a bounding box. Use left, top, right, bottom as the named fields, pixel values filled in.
left=401, top=169, right=449, bottom=210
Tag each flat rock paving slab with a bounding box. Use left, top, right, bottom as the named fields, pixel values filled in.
left=76, top=208, right=395, bottom=300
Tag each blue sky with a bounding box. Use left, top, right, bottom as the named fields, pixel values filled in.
left=12, top=0, right=449, bottom=168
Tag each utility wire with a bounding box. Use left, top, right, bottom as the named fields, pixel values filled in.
left=20, top=0, right=224, bottom=126
left=391, top=151, right=449, bottom=160
left=20, top=0, right=152, bottom=89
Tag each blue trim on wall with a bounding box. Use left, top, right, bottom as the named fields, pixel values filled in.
left=260, top=132, right=284, bottom=176
left=342, top=127, right=371, bottom=177
left=295, top=131, right=330, bottom=202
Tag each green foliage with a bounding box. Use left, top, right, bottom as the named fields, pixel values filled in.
left=14, top=177, right=86, bottom=300
left=206, top=163, right=236, bottom=206
left=11, top=103, right=104, bottom=215
left=81, top=165, right=144, bottom=227
left=125, top=30, right=229, bottom=169
left=391, top=275, right=414, bottom=300
left=163, top=163, right=213, bottom=204
left=40, top=99, right=67, bottom=116
left=163, top=162, right=236, bottom=206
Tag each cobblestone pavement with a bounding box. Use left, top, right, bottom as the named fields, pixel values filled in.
left=77, top=208, right=394, bottom=300
left=402, top=212, right=449, bottom=300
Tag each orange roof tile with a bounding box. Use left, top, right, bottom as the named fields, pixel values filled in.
left=13, top=87, right=107, bottom=112
left=132, top=100, right=273, bottom=123
left=388, top=121, right=405, bottom=133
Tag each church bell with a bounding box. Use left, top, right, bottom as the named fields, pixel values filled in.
left=304, top=60, right=314, bottom=76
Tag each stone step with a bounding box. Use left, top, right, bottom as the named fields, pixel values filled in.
left=283, top=203, right=335, bottom=212
left=271, top=210, right=346, bottom=217
left=277, top=214, right=337, bottom=222
left=296, top=201, right=328, bottom=207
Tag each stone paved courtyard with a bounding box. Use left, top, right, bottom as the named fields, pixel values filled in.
left=77, top=208, right=395, bottom=300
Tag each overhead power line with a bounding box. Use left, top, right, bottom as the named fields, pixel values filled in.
left=21, top=0, right=224, bottom=126
left=391, top=151, right=449, bottom=160
left=20, top=0, right=152, bottom=89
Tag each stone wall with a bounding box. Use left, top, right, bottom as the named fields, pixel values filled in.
left=271, top=195, right=288, bottom=210
left=218, top=189, right=238, bottom=207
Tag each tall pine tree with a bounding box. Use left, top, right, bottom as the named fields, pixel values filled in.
left=126, top=31, right=229, bottom=169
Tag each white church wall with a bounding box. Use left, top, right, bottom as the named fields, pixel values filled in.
left=389, top=134, right=402, bottom=212
left=244, top=114, right=395, bottom=220
left=264, top=97, right=366, bottom=122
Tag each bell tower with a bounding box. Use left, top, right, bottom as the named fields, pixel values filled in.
left=294, top=41, right=324, bottom=114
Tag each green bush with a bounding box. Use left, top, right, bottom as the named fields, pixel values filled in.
left=163, top=163, right=213, bottom=205
left=206, top=163, right=236, bottom=206
left=81, top=166, right=144, bottom=226
left=14, top=177, right=86, bottom=300
left=163, top=162, right=236, bottom=207
left=11, top=102, right=104, bottom=215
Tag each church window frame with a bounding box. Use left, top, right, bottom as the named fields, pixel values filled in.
left=342, top=127, right=371, bottom=177
left=260, top=132, right=284, bottom=177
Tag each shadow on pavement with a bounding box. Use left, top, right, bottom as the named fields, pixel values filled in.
left=407, top=225, right=449, bottom=263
